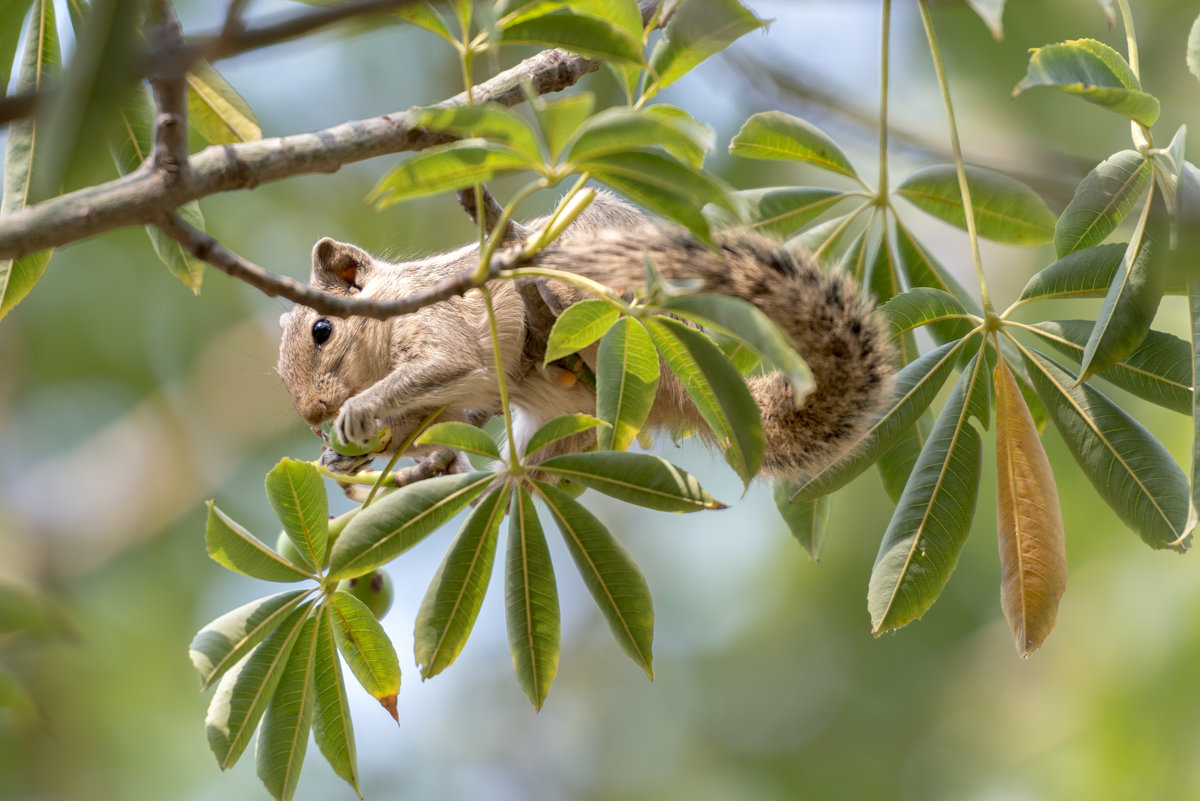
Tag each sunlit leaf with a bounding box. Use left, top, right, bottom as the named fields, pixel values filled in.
left=1013, top=38, right=1160, bottom=127
left=256, top=612, right=318, bottom=801
left=329, top=590, right=401, bottom=721
left=535, top=480, right=653, bottom=677
left=369, top=140, right=536, bottom=208
left=502, top=11, right=644, bottom=65
left=416, top=421, right=501, bottom=460
left=206, top=502, right=316, bottom=582
left=895, top=164, right=1056, bottom=245
left=772, top=486, right=830, bottom=561
left=311, top=606, right=360, bottom=796
left=416, top=103, right=542, bottom=160
left=395, top=1, right=456, bottom=41
left=539, top=451, right=726, bottom=511
left=532, top=93, right=595, bottom=162
left=643, top=105, right=713, bottom=168
left=544, top=298, right=620, bottom=363
left=994, top=359, right=1067, bottom=657
left=415, top=484, right=510, bottom=679
left=186, top=61, right=261, bottom=144
left=266, top=459, right=329, bottom=573
left=524, top=414, right=608, bottom=459
left=1016, top=243, right=1125, bottom=303
left=1054, top=150, right=1152, bottom=257
left=328, top=472, right=493, bottom=580
left=730, top=186, right=850, bottom=238
left=206, top=604, right=310, bottom=770
left=565, top=106, right=712, bottom=166
left=596, top=317, right=660, bottom=451
left=729, top=110, right=859, bottom=180
left=647, top=0, right=766, bottom=93
left=506, top=486, right=561, bottom=709
left=868, top=354, right=986, bottom=634
left=191, top=590, right=315, bottom=690
left=1021, top=348, right=1191, bottom=552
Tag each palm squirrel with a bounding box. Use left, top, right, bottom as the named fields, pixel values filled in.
left=277, top=192, right=894, bottom=478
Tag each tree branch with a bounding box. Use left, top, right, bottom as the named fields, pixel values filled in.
left=457, top=185, right=533, bottom=243
left=147, top=1, right=191, bottom=180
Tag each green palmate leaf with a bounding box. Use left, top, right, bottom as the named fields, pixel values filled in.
left=565, top=107, right=712, bottom=166
left=544, top=298, right=620, bottom=363
left=506, top=486, right=561, bottom=709
left=994, top=358, right=1067, bottom=657
left=416, top=422, right=501, bottom=460
left=839, top=227, right=872, bottom=283
left=416, top=103, right=541, bottom=160
left=1077, top=186, right=1167, bottom=381
left=647, top=316, right=764, bottom=485
left=186, top=61, right=261, bottom=144
left=369, top=140, right=536, bottom=208
left=596, top=317, right=660, bottom=451
left=256, top=613, right=318, bottom=801
left=878, top=409, right=933, bottom=503
left=1022, top=348, right=1191, bottom=551
left=789, top=213, right=856, bottom=261
left=206, top=604, right=311, bottom=771
left=772, top=486, right=830, bottom=562
left=729, top=111, right=860, bottom=180
left=535, top=480, right=654, bottom=677
left=524, top=414, right=607, bottom=459
left=311, top=607, right=360, bottom=796
left=661, top=292, right=813, bottom=401
left=266, top=459, right=329, bottom=572
left=895, top=164, right=1056, bottom=245
left=328, top=590, right=401, bottom=721
left=540, top=451, right=726, bottom=511
left=791, top=339, right=967, bottom=501
left=730, top=186, right=850, bottom=238
left=647, top=0, right=766, bottom=94
left=1013, top=38, right=1160, bottom=127
left=966, top=0, right=1005, bottom=40
left=868, top=354, right=986, bottom=634
left=415, top=484, right=510, bottom=679
left=893, top=222, right=982, bottom=343
left=1190, top=13, right=1200, bottom=84
left=1028, top=320, right=1192, bottom=415
left=532, top=93, right=595, bottom=162
left=1, top=0, right=59, bottom=321
left=881, top=288, right=976, bottom=341
left=206, top=502, right=316, bottom=582
left=502, top=12, right=644, bottom=65
left=1017, top=242, right=1125, bottom=303
left=328, top=472, right=493, bottom=580
left=190, top=590, right=315, bottom=690
left=581, top=150, right=729, bottom=244
left=1054, top=150, right=1152, bottom=258
left=864, top=221, right=902, bottom=304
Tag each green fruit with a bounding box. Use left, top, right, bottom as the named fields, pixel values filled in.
left=337, top=570, right=394, bottom=619
left=327, top=424, right=393, bottom=457
left=275, top=531, right=315, bottom=571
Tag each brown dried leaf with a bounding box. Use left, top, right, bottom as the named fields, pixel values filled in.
left=995, top=359, right=1068, bottom=656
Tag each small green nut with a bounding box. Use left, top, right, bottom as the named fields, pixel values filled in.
left=327, top=424, right=393, bottom=457
left=276, top=531, right=315, bottom=571
left=337, top=570, right=394, bottom=619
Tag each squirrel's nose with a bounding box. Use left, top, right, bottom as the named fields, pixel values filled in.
left=298, top=399, right=333, bottom=426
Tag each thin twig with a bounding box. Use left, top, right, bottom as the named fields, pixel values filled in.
left=457, top=185, right=532, bottom=243
left=147, top=0, right=191, bottom=181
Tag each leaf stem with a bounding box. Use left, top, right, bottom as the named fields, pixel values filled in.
left=480, top=285, right=521, bottom=466
left=1115, top=0, right=1153, bottom=149
left=877, top=0, right=891, bottom=201
left=503, top=265, right=632, bottom=313
left=916, top=0, right=993, bottom=316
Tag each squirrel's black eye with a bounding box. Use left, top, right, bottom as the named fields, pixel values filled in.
left=311, top=318, right=333, bottom=346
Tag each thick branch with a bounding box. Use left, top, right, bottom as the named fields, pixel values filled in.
left=0, top=47, right=599, bottom=259
left=147, top=1, right=191, bottom=179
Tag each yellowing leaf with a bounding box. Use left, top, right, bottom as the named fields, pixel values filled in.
left=995, top=359, right=1067, bottom=656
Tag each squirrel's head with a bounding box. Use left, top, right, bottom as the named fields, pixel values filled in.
left=277, top=238, right=392, bottom=426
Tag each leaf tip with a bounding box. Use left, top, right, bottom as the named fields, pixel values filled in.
left=378, top=694, right=399, bottom=724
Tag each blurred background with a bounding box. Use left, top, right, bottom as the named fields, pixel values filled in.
left=2, top=0, right=1200, bottom=799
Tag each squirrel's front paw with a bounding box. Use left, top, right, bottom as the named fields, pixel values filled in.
left=335, top=395, right=382, bottom=447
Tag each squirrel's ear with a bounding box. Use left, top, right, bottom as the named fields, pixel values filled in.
left=312, top=237, right=372, bottom=292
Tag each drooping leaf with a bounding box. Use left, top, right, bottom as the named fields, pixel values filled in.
left=328, top=472, right=493, bottom=580
left=310, top=605, right=360, bottom=796
left=791, top=339, right=967, bottom=501
left=646, top=0, right=766, bottom=93
left=596, top=316, right=660, bottom=451
left=416, top=422, right=501, bottom=460
left=868, top=354, right=986, bottom=634
left=1076, top=186, right=1167, bottom=381
left=642, top=105, right=713, bottom=168
left=0, top=1, right=35, bottom=93
left=328, top=590, right=401, bottom=721
left=895, top=164, right=1056, bottom=245
left=994, top=359, right=1067, bottom=657
left=506, top=486, right=561, bottom=709
left=729, top=111, right=860, bottom=180
left=190, top=590, right=315, bottom=690
left=256, top=612, right=318, bottom=801
left=266, top=459, right=329, bottom=572
left=1021, top=348, right=1191, bottom=552
left=186, top=61, right=262, bottom=144
left=1189, top=279, right=1200, bottom=534
left=544, top=299, right=620, bottom=363
left=877, top=409, right=933, bottom=504
left=565, top=106, right=712, bottom=166
left=414, top=484, right=510, bottom=679
left=1013, top=38, right=1160, bottom=127
left=369, top=140, right=536, bottom=208
left=395, top=1, right=456, bottom=43
left=1016, top=243, right=1125, bottom=303
left=535, top=480, right=654, bottom=677
left=539, top=451, right=726, bottom=511
left=729, top=186, right=850, bottom=238
left=532, top=93, right=596, bottom=162
left=772, top=486, right=830, bottom=561
left=416, top=103, right=542, bottom=160
left=1054, top=150, right=1152, bottom=257
left=966, top=0, right=1005, bottom=40
left=502, top=11, right=644, bottom=65
left=646, top=316, right=764, bottom=485
left=206, top=502, right=317, bottom=582
left=1028, top=320, right=1192, bottom=415
left=206, top=604, right=311, bottom=771
left=881, top=288, right=976, bottom=341
left=893, top=222, right=982, bottom=343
